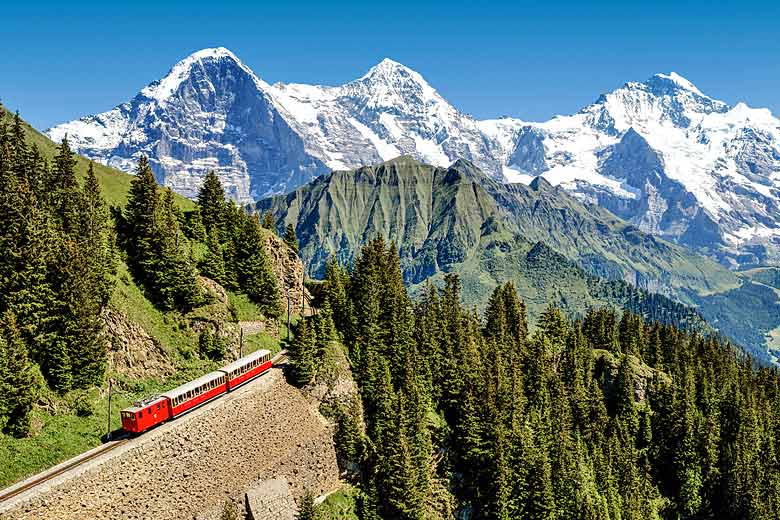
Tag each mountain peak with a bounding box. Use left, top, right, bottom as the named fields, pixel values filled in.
left=187, top=47, right=240, bottom=62
left=140, top=46, right=265, bottom=102
left=650, top=71, right=705, bottom=97
left=343, top=57, right=443, bottom=112
left=355, top=57, right=433, bottom=91
left=360, top=57, right=418, bottom=79
left=377, top=57, right=405, bottom=68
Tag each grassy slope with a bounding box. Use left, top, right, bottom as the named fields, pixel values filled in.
left=0, top=108, right=283, bottom=487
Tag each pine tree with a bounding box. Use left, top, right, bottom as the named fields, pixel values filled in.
left=262, top=210, right=276, bottom=231
left=80, top=162, right=115, bottom=306
left=155, top=188, right=201, bottom=310
left=197, top=170, right=226, bottom=235
left=537, top=305, right=569, bottom=373
left=297, top=490, right=318, bottom=520
left=336, top=394, right=365, bottom=465
left=198, top=326, right=225, bottom=361
left=236, top=214, right=281, bottom=317
left=124, top=156, right=160, bottom=282
left=184, top=207, right=207, bottom=242
left=380, top=392, right=424, bottom=520
left=525, top=414, right=557, bottom=520
left=201, top=227, right=227, bottom=286
left=0, top=311, right=41, bottom=436
left=51, top=137, right=82, bottom=234
left=283, top=223, right=299, bottom=255
left=323, top=259, right=353, bottom=340
left=612, top=354, right=639, bottom=434
left=55, top=238, right=108, bottom=388
left=289, top=317, right=316, bottom=385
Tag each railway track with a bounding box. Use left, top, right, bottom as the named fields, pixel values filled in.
left=0, top=438, right=130, bottom=505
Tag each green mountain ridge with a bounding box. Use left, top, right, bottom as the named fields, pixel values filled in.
left=257, top=156, right=780, bottom=363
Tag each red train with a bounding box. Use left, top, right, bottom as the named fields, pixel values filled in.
left=120, top=349, right=274, bottom=434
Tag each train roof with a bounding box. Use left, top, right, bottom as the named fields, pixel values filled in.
left=121, top=394, right=167, bottom=413
left=219, top=349, right=272, bottom=374
left=161, top=370, right=225, bottom=400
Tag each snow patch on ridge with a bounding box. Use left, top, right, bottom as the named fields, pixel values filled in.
left=347, top=117, right=400, bottom=161
left=655, top=72, right=706, bottom=97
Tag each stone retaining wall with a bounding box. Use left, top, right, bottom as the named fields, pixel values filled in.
left=245, top=479, right=296, bottom=520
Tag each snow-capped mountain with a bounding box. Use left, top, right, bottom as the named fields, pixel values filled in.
left=48, top=48, right=328, bottom=202
left=268, top=58, right=505, bottom=176
left=47, top=48, right=504, bottom=203
left=47, top=48, right=780, bottom=266
left=495, top=72, right=780, bottom=266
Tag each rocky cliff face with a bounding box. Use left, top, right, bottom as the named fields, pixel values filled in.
left=264, top=231, right=306, bottom=313
left=103, top=307, right=174, bottom=378
left=48, top=48, right=328, bottom=203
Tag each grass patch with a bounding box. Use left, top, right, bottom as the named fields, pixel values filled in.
left=227, top=291, right=266, bottom=322
left=318, top=486, right=359, bottom=520
left=243, top=332, right=283, bottom=356
left=111, top=261, right=197, bottom=358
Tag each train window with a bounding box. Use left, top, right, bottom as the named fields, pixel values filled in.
left=157, top=404, right=161, bottom=411
left=138, top=410, right=143, bottom=418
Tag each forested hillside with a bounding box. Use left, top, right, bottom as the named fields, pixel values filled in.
left=289, top=238, right=780, bottom=520
left=0, top=107, right=289, bottom=486
left=0, top=111, right=116, bottom=432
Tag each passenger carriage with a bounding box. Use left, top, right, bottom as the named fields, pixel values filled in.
left=119, top=349, right=275, bottom=434
left=162, top=371, right=228, bottom=417
left=219, top=349, right=273, bottom=390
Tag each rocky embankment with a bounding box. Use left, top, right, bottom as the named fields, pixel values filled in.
left=2, top=368, right=340, bottom=520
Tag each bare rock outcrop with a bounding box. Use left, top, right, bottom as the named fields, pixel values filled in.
left=103, top=307, right=174, bottom=378
left=264, top=232, right=307, bottom=314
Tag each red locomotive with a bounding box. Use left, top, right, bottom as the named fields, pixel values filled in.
left=120, top=349, right=274, bottom=434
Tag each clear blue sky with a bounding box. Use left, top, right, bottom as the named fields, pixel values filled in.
left=2, top=0, right=778, bottom=129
